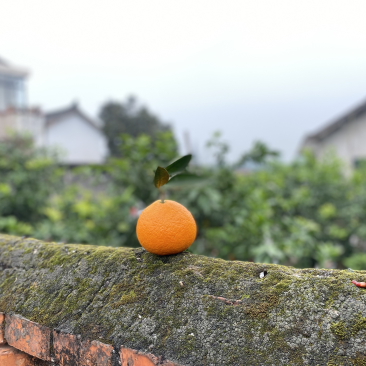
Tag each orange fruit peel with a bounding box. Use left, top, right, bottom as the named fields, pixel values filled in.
left=136, top=200, right=196, bottom=255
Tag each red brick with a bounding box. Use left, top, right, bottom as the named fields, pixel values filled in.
left=5, top=314, right=51, bottom=360
left=53, top=330, right=114, bottom=366
left=0, top=312, right=5, bottom=344
left=0, top=343, right=35, bottom=366
left=120, top=347, right=180, bottom=366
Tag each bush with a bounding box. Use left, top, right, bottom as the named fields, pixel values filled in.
left=2, top=132, right=366, bottom=269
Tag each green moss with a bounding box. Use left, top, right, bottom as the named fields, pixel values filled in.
left=111, top=290, right=137, bottom=308
left=353, top=314, right=366, bottom=334
left=331, top=314, right=366, bottom=340
left=331, top=321, right=348, bottom=340
left=353, top=354, right=366, bottom=366
left=1, top=234, right=366, bottom=366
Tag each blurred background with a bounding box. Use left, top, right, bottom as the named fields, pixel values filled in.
left=1, top=0, right=366, bottom=269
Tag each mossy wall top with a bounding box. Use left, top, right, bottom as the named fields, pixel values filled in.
left=1, top=234, right=366, bottom=366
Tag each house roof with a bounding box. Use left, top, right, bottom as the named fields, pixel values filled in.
left=305, top=97, right=366, bottom=142
left=0, top=56, right=29, bottom=78
left=45, top=103, right=101, bottom=131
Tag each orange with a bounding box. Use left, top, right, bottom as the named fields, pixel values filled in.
left=136, top=200, right=197, bottom=255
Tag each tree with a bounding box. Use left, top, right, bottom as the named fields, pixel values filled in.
left=106, top=131, right=178, bottom=206
left=0, top=134, right=62, bottom=224
left=99, top=96, right=177, bottom=157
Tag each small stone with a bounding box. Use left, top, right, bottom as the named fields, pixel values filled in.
left=179, top=281, right=184, bottom=287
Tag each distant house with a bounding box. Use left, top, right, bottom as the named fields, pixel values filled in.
left=0, top=56, right=28, bottom=111
left=300, top=98, right=366, bottom=170
left=44, top=103, right=108, bottom=165
left=0, top=55, right=107, bottom=165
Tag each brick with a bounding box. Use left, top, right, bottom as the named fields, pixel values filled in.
left=0, top=344, right=35, bottom=366
left=5, top=314, right=51, bottom=361
left=53, top=330, right=114, bottom=366
left=120, top=347, right=180, bottom=366
left=0, top=312, right=5, bottom=344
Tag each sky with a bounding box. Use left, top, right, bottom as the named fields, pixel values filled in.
left=2, top=0, right=366, bottom=163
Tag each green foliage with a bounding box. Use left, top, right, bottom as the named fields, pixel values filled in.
left=3, top=131, right=366, bottom=269
left=153, top=167, right=170, bottom=188
left=33, top=184, right=137, bottom=247
left=165, top=154, right=192, bottom=176
left=153, top=154, right=193, bottom=189
left=0, top=134, right=137, bottom=247
left=105, top=131, right=177, bottom=204
left=170, top=134, right=366, bottom=269
left=344, top=253, right=366, bottom=270
left=0, top=135, right=62, bottom=231
left=99, top=96, right=178, bottom=157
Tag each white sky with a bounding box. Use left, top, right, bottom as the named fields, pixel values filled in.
left=2, top=0, right=366, bottom=162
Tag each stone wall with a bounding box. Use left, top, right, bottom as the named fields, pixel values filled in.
left=1, top=234, right=366, bottom=365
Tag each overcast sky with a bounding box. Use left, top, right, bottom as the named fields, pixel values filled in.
left=2, top=0, right=366, bottom=163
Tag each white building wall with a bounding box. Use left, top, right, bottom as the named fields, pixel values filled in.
left=18, top=112, right=45, bottom=147
left=45, top=114, right=108, bottom=164
left=0, top=110, right=45, bottom=143
left=316, top=114, right=366, bottom=170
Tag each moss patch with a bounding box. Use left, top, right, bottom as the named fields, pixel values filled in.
left=331, top=314, right=366, bottom=340
left=1, top=234, right=366, bottom=366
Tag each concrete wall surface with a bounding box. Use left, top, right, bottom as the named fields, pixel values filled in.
left=1, top=234, right=366, bottom=365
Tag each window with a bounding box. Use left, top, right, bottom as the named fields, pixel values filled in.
left=0, top=75, right=25, bottom=111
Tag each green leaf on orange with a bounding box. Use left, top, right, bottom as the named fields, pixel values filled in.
left=153, top=166, right=170, bottom=188
left=165, top=154, right=192, bottom=176
left=166, top=172, right=206, bottom=187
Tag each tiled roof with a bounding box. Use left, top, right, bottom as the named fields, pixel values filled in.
left=45, top=103, right=101, bottom=131
left=305, top=97, right=366, bottom=142
left=0, top=55, right=29, bottom=78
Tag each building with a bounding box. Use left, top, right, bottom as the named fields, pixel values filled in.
left=0, top=56, right=107, bottom=164
left=44, top=103, right=108, bottom=165
left=0, top=56, right=43, bottom=144
left=0, top=56, right=28, bottom=111
left=300, top=98, right=366, bottom=170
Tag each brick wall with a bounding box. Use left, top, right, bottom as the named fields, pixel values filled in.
left=0, top=312, right=43, bottom=366
left=0, top=313, right=179, bottom=365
